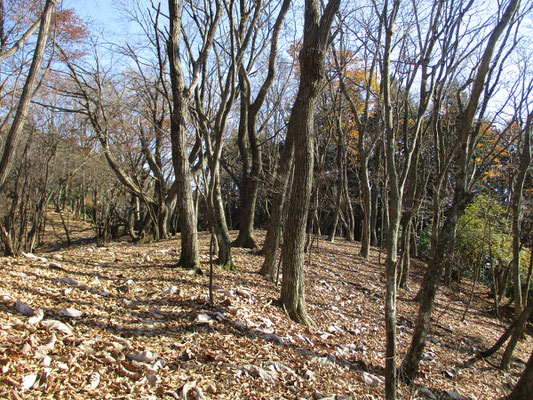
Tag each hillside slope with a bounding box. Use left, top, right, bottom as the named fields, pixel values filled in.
left=0, top=225, right=531, bottom=399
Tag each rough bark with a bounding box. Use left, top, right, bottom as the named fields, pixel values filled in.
left=279, top=0, right=340, bottom=325
left=167, top=0, right=207, bottom=269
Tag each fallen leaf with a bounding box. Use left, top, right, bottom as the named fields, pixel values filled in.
left=41, top=320, right=73, bottom=335
left=180, top=380, right=206, bottom=400
left=126, top=349, right=159, bottom=363
left=21, top=373, right=38, bottom=390
left=28, top=309, right=44, bottom=325
left=362, top=372, right=383, bottom=387
left=87, top=370, right=100, bottom=389
left=15, top=299, right=34, bottom=316
left=59, top=308, right=83, bottom=319
left=59, top=277, right=79, bottom=286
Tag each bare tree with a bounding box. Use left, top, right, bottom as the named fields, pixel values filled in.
left=167, top=0, right=222, bottom=269
left=233, top=0, right=291, bottom=249
left=333, top=9, right=382, bottom=257
left=0, top=0, right=58, bottom=189
left=279, top=0, right=340, bottom=325
left=509, top=104, right=533, bottom=318
left=401, top=0, right=522, bottom=384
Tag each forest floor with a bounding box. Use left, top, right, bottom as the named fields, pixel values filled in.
left=0, top=212, right=531, bottom=399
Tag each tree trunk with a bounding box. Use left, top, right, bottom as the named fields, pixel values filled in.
left=398, top=218, right=412, bottom=289
left=328, top=126, right=344, bottom=243
left=233, top=0, right=290, bottom=249
left=234, top=164, right=260, bottom=248
left=233, top=82, right=258, bottom=249
left=304, top=184, right=320, bottom=253
left=505, top=347, right=533, bottom=400
left=0, top=225, right=15, bottom=256
left=259, top=141, right=294, bottom=279
left=382, top=1, right=402, bottom=397
left=401, top=0, right=520, bottom=383
left=279, top=0, right=340, bottom=325
left=328, top=174, right=342, bottom=243
left=510, top=109, right=532, bottom=318
left=342, top=163, right=355, bottom=241
left=501, top=303, right=533, bottom=370
left=360, top=156, right=372, bottom=258
left=168, top=0, right=199, bottom=269
left=524, top=247, right=533, bottom=307
left=370, top=174, right=379, bottom=246
left=465, top=304, right=533, bottom=367
left=207, top=165, right=234, bottom=269
left=0, top=0, right=56, bottom=189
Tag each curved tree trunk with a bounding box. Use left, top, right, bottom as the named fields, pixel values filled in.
left=509, top=109, right=532, bottom=318
left=501, top=303, right=533, bottom=370
left=233, top=0, right=291, bottom=249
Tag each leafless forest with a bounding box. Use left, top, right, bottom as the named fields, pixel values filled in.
left=0, top=0, right=532, bottom=399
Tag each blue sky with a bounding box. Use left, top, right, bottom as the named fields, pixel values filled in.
left=62, top=0, right=127, bottom=40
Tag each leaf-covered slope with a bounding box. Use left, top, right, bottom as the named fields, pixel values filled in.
left=0, top=231, right=531, bottom=399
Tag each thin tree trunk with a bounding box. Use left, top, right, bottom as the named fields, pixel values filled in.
left=211, top=166, right=234, bottom=268
left=233, top=0, right=290, bottom=249
left=465, top=304, right=533, bottom=366
left=0, top=225, right=14, bottom=256
left=328, top=125, right=344, bottom=243
left=328, top=176, right=342, bottom=243
left=501, top=303, right=533, bottom=370
left=370, top=174, right=379, bottom=246
left=382, top=1, right=401, bottom=397
left=398, top=218, right=412, bottom=288
left=401, top=0, right=520, bottom=383
left=510, top=109, right=532, bottom=317
left=360, top=156, right=372, bottom=258
left=524, top=247, right=533, bottom=308
left=342, top=163, right=355, bottom=241
left=259, top=142, right=294, bottom=279
left=0, top=0, right=57, bottom=190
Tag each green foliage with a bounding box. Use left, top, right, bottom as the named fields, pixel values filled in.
left=455, top=194, right=530, bottom=283
left=416, top=224, right=432, bottom=259
left=456, top=194, right=511, bottom=270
